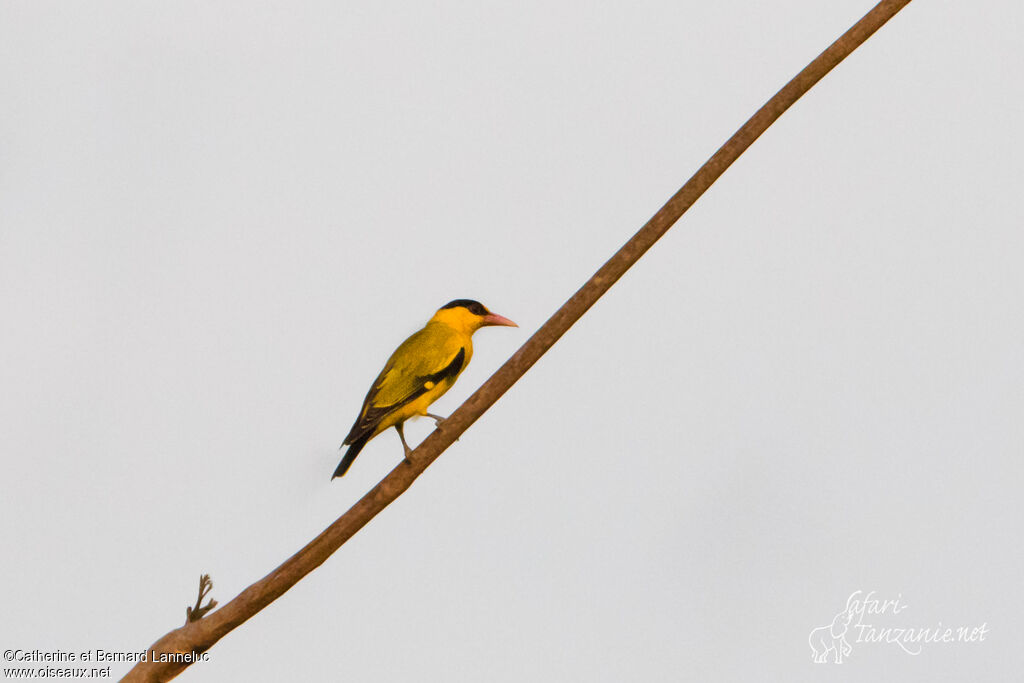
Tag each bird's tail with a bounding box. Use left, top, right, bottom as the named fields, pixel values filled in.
left=333, top=432, right=371, bottom=479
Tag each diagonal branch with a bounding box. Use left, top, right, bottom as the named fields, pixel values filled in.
left=121, top=1, right=912, bottom=680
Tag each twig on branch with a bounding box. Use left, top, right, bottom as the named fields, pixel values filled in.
left=121, top=1, right=912, bottom=680
left=184, top=575, right=217, bottom=625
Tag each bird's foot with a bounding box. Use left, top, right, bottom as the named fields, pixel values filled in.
left=426, top=412, right=447, bottom=428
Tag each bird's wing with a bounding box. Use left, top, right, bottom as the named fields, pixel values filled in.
left=344, top=325, right=466, bottom=444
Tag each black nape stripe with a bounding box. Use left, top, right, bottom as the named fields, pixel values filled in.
left=440, top=299, right=487, bottom=316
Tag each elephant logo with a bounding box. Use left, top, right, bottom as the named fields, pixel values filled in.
left=808, top=593, right=857, bottom=663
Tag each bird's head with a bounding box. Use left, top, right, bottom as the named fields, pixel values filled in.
left=430, top=299, right=518, bottom=334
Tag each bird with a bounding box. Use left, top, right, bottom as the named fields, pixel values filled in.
left=333, top=299, right=517, bottom=479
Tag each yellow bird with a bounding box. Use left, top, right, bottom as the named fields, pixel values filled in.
left=333, top=299, right=517, bottom=478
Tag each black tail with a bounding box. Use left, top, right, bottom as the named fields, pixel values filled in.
left=333, top=432, right=371, bottom=479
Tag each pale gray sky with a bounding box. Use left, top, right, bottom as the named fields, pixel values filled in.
left=2, top=1, right=1021, bottom=680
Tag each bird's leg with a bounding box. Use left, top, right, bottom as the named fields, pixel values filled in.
left=395, top=423, right=413, bottom=461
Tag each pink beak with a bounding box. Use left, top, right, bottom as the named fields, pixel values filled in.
left=481, top=312, right=518, bottom=328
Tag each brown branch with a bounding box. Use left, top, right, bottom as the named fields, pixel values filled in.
left=121, top=1, right=912, bottom=680
left=184, top=575, right=217, bottom=625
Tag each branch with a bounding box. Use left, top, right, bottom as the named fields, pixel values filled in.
left=121, top=1, right=912, bottom=680
left=184, top=575, right=217, bottom=625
